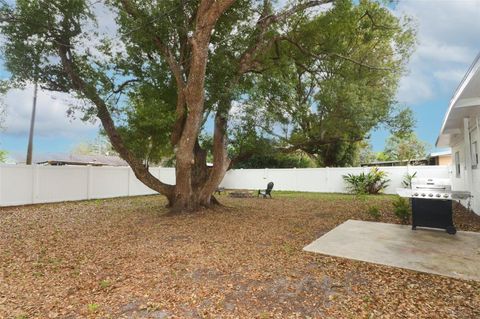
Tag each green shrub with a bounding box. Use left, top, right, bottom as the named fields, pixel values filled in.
left=402, top=172, right=417, bottom=189
left=366, top=206, right=381, bottom=220
left=343, top=168, right=390, bottom=195
left=393, top=196, right=411, bottom=224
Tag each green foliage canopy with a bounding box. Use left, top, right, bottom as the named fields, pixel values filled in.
left=0, top=0, right=415, bottom=169
left=383, top=132, right=429, bottom=162
left=233, top=0, right=416, bottom=166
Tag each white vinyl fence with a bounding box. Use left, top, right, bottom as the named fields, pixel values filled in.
left=0, top=165, right=175, bottom=206
left=0, top=165, right=451, bottom=207
left=219, top=166, right=452, bottom=194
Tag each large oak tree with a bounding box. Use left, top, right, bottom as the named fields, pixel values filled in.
left=0, top=0, right=414, bottom=211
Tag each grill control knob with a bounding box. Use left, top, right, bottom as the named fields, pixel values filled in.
left=421, top=193, right=426, bottom=197
left=443, top=194, right=449, bottom=198
left=428, top=193, right=433, bottom=197
left=413, top=193, right=419, bottom=197
left=436, top=193, right=441, bottom=198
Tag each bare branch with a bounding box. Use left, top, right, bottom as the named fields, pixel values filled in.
left=280, top=36, right=394, bottom=71
left=112, top=78, right=138, bottom=94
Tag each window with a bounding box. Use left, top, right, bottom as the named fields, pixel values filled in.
left=472, top=141, right=479, bottom=168
left=455, top=151, right=461, bottom=177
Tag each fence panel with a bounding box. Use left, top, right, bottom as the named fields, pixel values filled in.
left=0, top=166, right=34, bottom=206
left=158, top=167, right=176, bottom=185
left=294, top=169, right=328, bottom=192
left=89, top=166, right=130, bottom=199
left=36, top=166, right=89, bottom=203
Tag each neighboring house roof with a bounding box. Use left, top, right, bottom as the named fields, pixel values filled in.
left=437, top=52, right=480, bottom=147
left=361, top=152, right=451, bottom=167
left=361, top=158, right=428, bottom=166
left=429, top=150, right=451, bottom=157
left=12, top=153, right=128, bottom=166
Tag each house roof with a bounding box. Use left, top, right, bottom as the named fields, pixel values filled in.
left=12, top=153, right=128, bottom=166
left=437, top=52, right=480, bottom=147
left=429, top=150, right=451, bottom=157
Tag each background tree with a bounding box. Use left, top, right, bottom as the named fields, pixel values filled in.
left=0, top=150, right=7, bottom=163
left=383, top=132, right=429, bottom=162
left=71, top=135, right=117, bottom=156
left=0, top=0, right=414, bottom=211
left=232, top=0, right=415, bottom=167
left=357, top=140, right=376, bottom=165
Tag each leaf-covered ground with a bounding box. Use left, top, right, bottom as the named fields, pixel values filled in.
left=1, top=193, right=479, bottom=318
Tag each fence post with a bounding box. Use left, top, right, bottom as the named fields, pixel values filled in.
left=293, top=167, right=297, bottom=191
left=127, top=167, right=131, bottom=196
left=264, top=168, right=269, bottom=189
left=32, top=165, right=38, bottom=204
left=86, top=165, right=92, bottom=200
left=325, top=167, right=330, bottom=193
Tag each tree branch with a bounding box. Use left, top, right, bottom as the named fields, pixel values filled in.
left=56, top=41, right=174, bottom=197
left=112, top=78, right=138, bottom=94
left=119, top=0, right=186, bottom=88
left=280, top=36, right=394, bottom=71
left=237, top=0, right=334, bottom=74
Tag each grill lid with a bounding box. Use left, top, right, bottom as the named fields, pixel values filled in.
left=411, top=178, right=451, bottom=189
left=397, top=178, right=470, bottom=200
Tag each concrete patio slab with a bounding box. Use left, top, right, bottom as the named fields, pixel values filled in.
left=304, top=220, right=480, bottom=281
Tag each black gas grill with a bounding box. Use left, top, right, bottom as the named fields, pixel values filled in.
left=397, top=178, right=471, bottom=235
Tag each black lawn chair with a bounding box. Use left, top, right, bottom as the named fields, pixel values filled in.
left=215, top=187, right=225, bottom=195
left=258, top=182, right=274, bottom=198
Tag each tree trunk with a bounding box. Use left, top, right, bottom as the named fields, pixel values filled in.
left=169, top=137, right=228, bottom=212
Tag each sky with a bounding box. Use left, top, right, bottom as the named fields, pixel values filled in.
left=1, top=0, right=480, bottom=160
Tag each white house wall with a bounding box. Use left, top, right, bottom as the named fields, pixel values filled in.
left=451, top=142, right=467, bottom=191
left=472, top=166, right=480, bottom=215
left=449, top=124, right=480, bottom=215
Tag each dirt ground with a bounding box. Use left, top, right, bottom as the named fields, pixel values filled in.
left=1, top=193, right=479, bottom=319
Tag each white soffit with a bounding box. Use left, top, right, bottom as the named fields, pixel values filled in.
left=436, top=52, right=480, bottom=148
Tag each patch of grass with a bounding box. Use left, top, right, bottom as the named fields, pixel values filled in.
left=15, top=315, right=28, bottom=319
left=87, top=303, right=100, bottom=313
left=99, top=279, right=111, bottom=289
left=282, top=243, right=296, bottom=255
left=393, top=196, right=411, bottom=224
left=362, top=295, right=372, bottom=303
left=275, top=191, right=395, bottom=203
left=275, top=191, right=370, bottom=200
left=366, top=206, right=381, bottom=221
left=258, top=312, right=271, bottom=319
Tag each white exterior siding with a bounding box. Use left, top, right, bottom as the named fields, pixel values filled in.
left=436, top=52, right=480, bottom=216
left=472, top=167, right=480, bottom=215
left=448, top=120, right=480, bottom=215
left=451, top=143, right=467, bottom=191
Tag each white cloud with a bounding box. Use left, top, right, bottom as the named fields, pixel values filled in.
left=2, top=84, right=99, bottom=138
left=433, top=69, right=466, bottom=83
left=393, top=0, right=480, bottom=105
left=397, top=73, right=434, bottom=104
